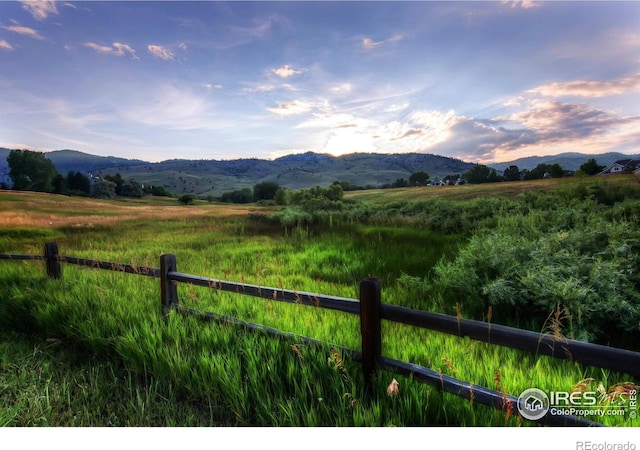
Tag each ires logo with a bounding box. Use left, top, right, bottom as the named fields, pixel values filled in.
left=517, top=387, right=632, bottom=421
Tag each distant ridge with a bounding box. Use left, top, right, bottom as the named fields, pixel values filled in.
left=0, top=148, right=476, bottom=195
left=1, top=147, right=639, bottom=195
left=488, top=152, right=640, bottom=172
left=42, top=149, right=146, bottom=174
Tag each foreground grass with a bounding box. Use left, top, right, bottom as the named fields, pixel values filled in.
left=0, top=331, right=229, bottom=426
left=2, top=260, right=636, bottom=427
left=0, top=254, right=636, bottom=424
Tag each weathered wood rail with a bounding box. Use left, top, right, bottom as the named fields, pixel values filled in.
left=4, top=241, right=640, bottom=427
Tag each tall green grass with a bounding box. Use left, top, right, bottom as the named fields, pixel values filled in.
left=2, top=259, right=635, bottom=426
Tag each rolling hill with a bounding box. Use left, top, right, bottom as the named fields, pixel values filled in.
left=1, top=147, right=637, bottom=195
left=0, top=149, right=475, bottom=195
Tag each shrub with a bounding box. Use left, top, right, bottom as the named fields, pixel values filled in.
left=178, top=194, right=196, bottom=205
left=253, top=181, right=281, bottom=201
left=431, top=207, right=640, bottom=348
left=221, top=188, right=253, bottom=204
left=91, top=179, right=117, bottom=199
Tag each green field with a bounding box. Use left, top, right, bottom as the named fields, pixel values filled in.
left=1, top=176, right=639, bottom=427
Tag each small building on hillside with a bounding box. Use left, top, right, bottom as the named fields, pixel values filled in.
left=597, top=159, right=640, bottom=175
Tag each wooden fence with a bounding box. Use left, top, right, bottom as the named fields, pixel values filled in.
left=3, top=241, right=640, bottom=427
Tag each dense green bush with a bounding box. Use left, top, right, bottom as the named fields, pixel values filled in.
left=253, top=181, right=281, bottom=201
left=220, top=188, right=253, bottom=204
left=91, top=179, right=117, bottom=199
left=430, top=203, right=640, bottom=349
left=178, top=194, right=196, bottom=205
left=270, top=185, right=346, bottom=225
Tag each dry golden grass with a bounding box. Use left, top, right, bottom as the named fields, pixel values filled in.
left=0, top=190, right=261, bottom=228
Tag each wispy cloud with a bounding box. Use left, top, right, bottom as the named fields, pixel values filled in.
left=85, top=42, right=138, bottom=59
left=226, top=13, right=290, bottom=48
left=384, top=103, right=410, bottom=113
left=0, top=40, right=14, bottom=51
left=328, top=83, right=352, bottom=95
left=1, top=24, right=45, bottom=40
left=247, top=83, right=275, bottom=93
left=147, top=44, right=174, bottom=60
left=527, top=73, right=640, bottom=98
left=20, top=0, right=58, bottom=21
left=242, top=82, right=298, bottom=93
left=297, top=112, right=366, bottom=130
left=272, top=65, right=301, bottom=78
left=117, top=84, right=228, bottom=131
left=501, top=0, right=540, bottom=9
left=112, top=43, right=138, bottom=59
left=45, top=97, right=108, bottom=128
left=267, top=100, right=316, bottom=117
left=551, top=30, right=640, bottom=65
left=362, top=34, right=403, bottom=50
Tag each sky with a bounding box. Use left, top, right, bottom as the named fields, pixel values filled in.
left=0, top=0, right=639, bottom=164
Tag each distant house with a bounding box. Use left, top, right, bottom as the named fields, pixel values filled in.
left=597, top=159, right=640, bottom=175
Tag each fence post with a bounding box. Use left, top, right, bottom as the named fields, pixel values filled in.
left=160, top=254, right=178, bottom=312
left=44, top=242, right=61, bottom=279
left=360, top=277, right=381, bottom=392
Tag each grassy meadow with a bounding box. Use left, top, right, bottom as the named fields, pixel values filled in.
left=1, top=177, right=639, bottom=427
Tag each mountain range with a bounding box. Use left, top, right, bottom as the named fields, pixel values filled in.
left=1, top=148, right=638, bottom=196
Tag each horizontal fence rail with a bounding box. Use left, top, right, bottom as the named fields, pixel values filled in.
left=59, top=256, right=161, bottom=278
left=3, top=241, right=639, bottom=427
left=381, top=304, right=640, bottom=378
left=167, top=271, right=361, bottom=314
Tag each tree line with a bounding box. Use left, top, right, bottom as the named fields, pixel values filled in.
left=3, top=149, right=173, bottom=199
left=211, top=181, right=344, bottom=206
left=461, top=158, right=606, bottom=184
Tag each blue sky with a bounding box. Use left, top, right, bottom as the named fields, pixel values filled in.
left=1, top=1, right=639, bottom=163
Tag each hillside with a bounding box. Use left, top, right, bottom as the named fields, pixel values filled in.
left=39, top=150, right=475, bottom=195
left=2, top=147, right=638, bottom=195
left=488, top=152, right=640, bottom=172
